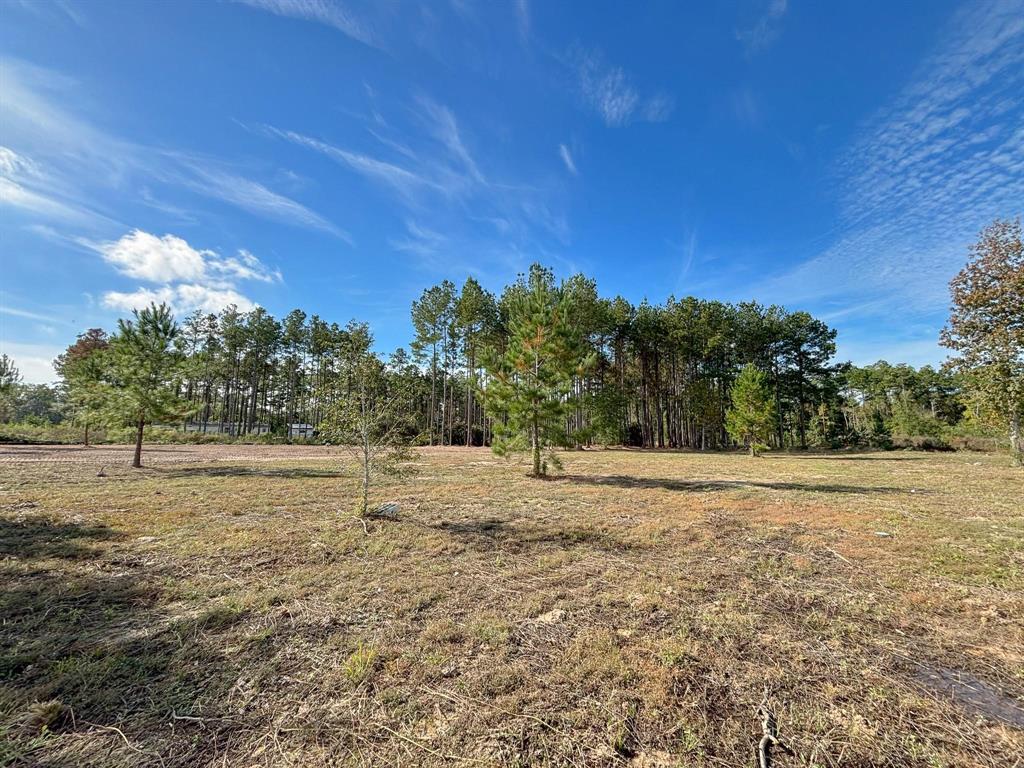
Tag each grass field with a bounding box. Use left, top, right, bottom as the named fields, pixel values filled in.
left=1, top=444, right=1022, bottom=767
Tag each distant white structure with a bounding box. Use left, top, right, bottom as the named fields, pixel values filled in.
left=183, top=421, right=271, bottom=436
left=288, top=423, right=315, bottom=439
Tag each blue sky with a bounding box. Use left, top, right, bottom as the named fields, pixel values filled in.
left=1, top=0, right=1022, bottom=383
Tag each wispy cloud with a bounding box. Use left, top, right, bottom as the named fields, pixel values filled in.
left=231, top=0, right=379, bottom=49
left=558, top=144, right=577, bottom=175
left=514, top=0, right=530, bottom=43
left=0, top=145, right=117, bottom=226
left=0, top=58, right=346, bottom=239
left=567, top=46, right=673, bottom=127
left=0, top=304, right=65, bottom=324
left=263, top=126, right=440, bottom=203
left=736, top=0, right=788, bottom=55
left=263, top=94, right=571, bottom=266
left=178, top=161, right=350, bottom=241
left=416, top=96, right=485, bottom=183
left=387, top=220, right=448, bottom=259
left=751, top=0, right=1024, bottom=361
left=7, top=0, right=87, bottom=28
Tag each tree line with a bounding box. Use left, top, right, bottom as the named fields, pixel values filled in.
left=1, top=218, right=1020, bottom=468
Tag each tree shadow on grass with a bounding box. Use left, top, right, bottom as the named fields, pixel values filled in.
left=159, top=465, right=344, bottom=479
left=0, top=516, right=258, bottom=767
left=429, top=517, right=644, bottom=553
left=0, top=518, right=119, bottom=560
left=560, top=474, right=911, bottom=495
left=764, top=454, right=929, bottom=462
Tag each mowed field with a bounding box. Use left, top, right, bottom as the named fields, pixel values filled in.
left=1, top=445, right=1022, bottom=768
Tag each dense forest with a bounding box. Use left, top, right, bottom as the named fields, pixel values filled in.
left=0, top=270, right=973, bottom=450
left=2, top=219, right=1019, bottom=463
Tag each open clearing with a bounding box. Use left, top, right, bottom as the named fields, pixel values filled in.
left=1, top=445, right=1022, bottom=767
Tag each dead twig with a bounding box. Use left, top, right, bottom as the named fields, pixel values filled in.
left=375, top=723, right=490, bottom=764
left=81, top=720, right=165, bottom=766
left=422, top=683, right=558, bottom=732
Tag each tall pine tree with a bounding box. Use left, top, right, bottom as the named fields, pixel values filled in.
left=483, top=265, right=592, bottom=477
left=109, top=303, right=189, bottom=468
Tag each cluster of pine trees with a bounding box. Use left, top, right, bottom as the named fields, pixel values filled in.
left=3, top=218, right=1019, bottom=468
left=35, top=268, right=959, bottom=449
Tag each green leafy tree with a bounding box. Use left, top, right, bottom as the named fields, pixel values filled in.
left=55, top=329, right=110, bottom=445
left=941, top=219, right=1024, bottom=465
left=108, top=303, right=189, bottom=468
left=726, top=364, right=776, bottom=456
left=483, top=265, right=593, bottom=477
left=0, top=354, right=21, bottom=422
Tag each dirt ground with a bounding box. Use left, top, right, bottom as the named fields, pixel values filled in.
left=1, top=445, right=1022, bottom=767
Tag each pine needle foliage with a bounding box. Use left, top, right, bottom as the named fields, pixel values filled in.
left=726, top=364, right=776, bottom=457
left=107, top=303, right=191, bottom=467
left=482, top=265, right=594, bottom=477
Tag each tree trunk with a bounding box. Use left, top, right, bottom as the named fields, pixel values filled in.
left=532, top=410, right=541, bottom=477
left=132, top=417, right=144, bottom=468
left=84, top=423, right=90, bottom=448
left=1010, top=411, right=1022, bottom=467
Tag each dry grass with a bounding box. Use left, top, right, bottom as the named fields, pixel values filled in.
left=1, top=444, right=1022, bottom=767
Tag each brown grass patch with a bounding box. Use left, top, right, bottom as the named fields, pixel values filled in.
left=1, top=444, right=1021, bottom=766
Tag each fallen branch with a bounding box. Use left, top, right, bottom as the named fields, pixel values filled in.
left=755, top=688, right=794, bottom=768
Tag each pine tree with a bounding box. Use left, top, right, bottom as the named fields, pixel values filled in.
left=411, top=281, right=456, bottom=445
left=483, top=265, right=593, bottom=477
left=108, top=303, right=189, bottom=468
left=726, top=364, right=776, bottom=457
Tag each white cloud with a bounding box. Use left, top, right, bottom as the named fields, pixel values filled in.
left=0, top=177, right=94, bottom=223
left=568, top=47, right=673, bottom=127
left=95, top=230, right=207, bottom=283
left=90, top=230, right=283, bottom=286
left=264, top=94, right=570, bottom=277
left=85, top=230, right=282, bottom=317
left=558, top=144, right=577, bottom=175
left=102, top=284, right=256, bottom=316
left=387, top=220, right=447, bottom=258
left=0, top=146, right=40, bottom=178
left=0, top=340, right=62, bottom=384
left=232, top=0, right=378, bottom=48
